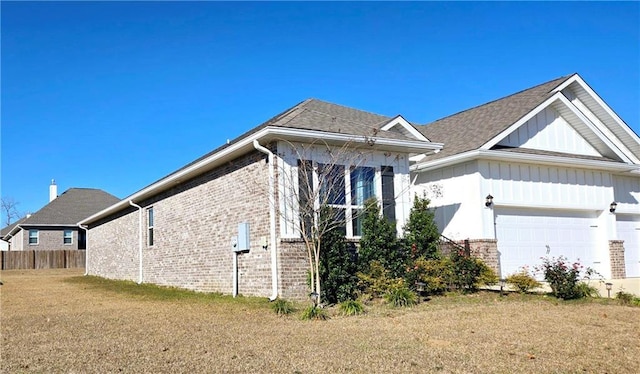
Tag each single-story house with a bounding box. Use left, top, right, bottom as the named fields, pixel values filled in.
left=80, top=73, right=639, bottom=300
left=2, top=182, right=120, bottom=251
left=413, top=73, right=640, bottom=279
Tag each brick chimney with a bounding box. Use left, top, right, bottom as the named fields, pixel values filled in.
left=49, top=179, right=58, bottom=202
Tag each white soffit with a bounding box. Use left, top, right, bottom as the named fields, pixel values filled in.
left=380, top=115, right=431, bottom=142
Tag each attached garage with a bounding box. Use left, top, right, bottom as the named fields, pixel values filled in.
left=617, top=215, right=640, bottom=278
left=495, top=208, right=599, bottom=278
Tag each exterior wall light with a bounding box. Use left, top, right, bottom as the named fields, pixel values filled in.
left=485, top=194, right=494, bottom=207
left=609, top=201, right=617, bottom=213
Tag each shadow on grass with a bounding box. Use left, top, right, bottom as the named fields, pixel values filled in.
left=64, top=275, right=270, bottom=308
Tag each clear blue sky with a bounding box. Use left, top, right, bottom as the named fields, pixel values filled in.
left=1, top=1, right=639, bottom=224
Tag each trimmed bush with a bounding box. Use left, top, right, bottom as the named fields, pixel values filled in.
left=319, top=226, right=358, bottom=304
left=357, top=261, right=404, bottom=298
left=537, top=256, right=595, bottom=300
left=506, top=268, right=542, bottom=293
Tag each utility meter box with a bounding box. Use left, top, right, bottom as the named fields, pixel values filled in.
left=236, top=222, right=250, bottom=252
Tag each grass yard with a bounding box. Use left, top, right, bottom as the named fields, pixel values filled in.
left=1, top=269, right=639, bottom=373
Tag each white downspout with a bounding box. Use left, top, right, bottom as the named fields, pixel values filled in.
left=253, top=140, right=278, bottom=301
left=79, top=224, right=89, bottom=276
left=232, top=251, right=238, bottom=297
left=129, top=200, right=144, bottom=284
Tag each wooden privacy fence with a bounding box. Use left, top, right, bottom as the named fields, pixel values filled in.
left=0, top=250, right=86, bottom=270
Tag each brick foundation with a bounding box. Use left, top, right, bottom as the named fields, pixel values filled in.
left=609, top=240, right=626, bottom=279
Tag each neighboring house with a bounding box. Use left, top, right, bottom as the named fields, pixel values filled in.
left=413, top=73, right=640, bottom=280
left=1, top=183, right=120, bottom=251
left=80, top=73, right=640, bottom=300
left=79, top=99, right=443, bottom=300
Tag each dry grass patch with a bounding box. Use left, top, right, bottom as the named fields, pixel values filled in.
left=1, top=269, right=639, bottom=373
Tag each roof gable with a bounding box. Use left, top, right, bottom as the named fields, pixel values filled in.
left=495, top=106, right=601, bottom=157
left=380, top=115, right=430, bottom=141
left=418, top=75, right=572, bottom=161
left=417, top=74, right=640, bottom=167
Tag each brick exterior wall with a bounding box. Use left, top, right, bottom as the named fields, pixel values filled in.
left=439, top=238, right=499, bottom=276
left=278, top=239, right=311, bottom=300
left=15, top=227, right=80, bottom=251
left=87, top=149, right=308, bottom=299
left=609, top=240, right=626, bottom=279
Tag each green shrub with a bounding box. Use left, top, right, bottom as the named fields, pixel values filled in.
left=506, top=268, right=542, bottom=293
left=300, top=305, right=329, bottom=320
left=537, top=256, right=592, bottom=300
left=358, top=199, right=407, bottom=278
left=403, top=194, right=441, bottom=260
left=615, top=291, right=640, bottom=306
left=271, top=298, right=295, bottom=316
left=357, top=261, right=404, bottom=298
left=385, top=286, right=418, bottom=308
left=319, top=226, right=358, bottom=304
left=338, top=300, right=365, bottom=316
left=575, top=282, right=600, bottom=298
left=404, top=257, right=452, bottom=294
left=449, top=250, right=497, bottom=291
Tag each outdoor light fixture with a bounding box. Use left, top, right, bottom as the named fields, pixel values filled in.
left=309, top=292, right=319, bottom=305
left=609, top=202, right=617, bottom=213
left=415, top=282, right=426, bottom=293
left=605, top=282, right=613, bottom=298
left=499, top=278, right=506, bottom=297
left=485, top=194, right=494, bottom=207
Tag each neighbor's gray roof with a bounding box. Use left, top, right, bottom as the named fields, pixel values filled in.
left=418, top=75, right=574, bottom=160
left=10, top=188, right=119, bottom=228
left=1, top=217, right=26, bottom=237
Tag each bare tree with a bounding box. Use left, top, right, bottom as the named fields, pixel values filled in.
left=1, top=197, right=23, bottom=227
left=274, top=138, right=388, bottom=305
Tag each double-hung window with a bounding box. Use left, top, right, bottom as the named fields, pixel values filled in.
left=63, top=230, right=73, bottom=245
left=147, top=207, right=154, bottom=246
left=300, top=161, right=377, bottom=238
left=29, top=229, right=39, bottom=245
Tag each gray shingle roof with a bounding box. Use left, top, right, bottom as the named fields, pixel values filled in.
left=17, top=188, right=119, bottom=226
left=155, top=99, right=422, bottom=185
left=1, top=217, right=26, bottom=237
left=418, top=75, right=574, bottom=160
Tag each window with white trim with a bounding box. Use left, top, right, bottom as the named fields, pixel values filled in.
left=147, top=207, right=154, bottom=246
left=63, top=230, right=73, bottom=245
left=299, top=161, right=378, bottom=238
left=29, top=229, right=39, bottom=245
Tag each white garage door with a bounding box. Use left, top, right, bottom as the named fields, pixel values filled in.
left=495, top=208, right=599, bottom=278
left=617, top=215, right=640, bottom=278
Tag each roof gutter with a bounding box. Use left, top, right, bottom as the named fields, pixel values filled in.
left=253, top=139, right=279, bottom=301
left=81, top=126, right=443, bottom=226
left=411, top=149, right=640, bottom=173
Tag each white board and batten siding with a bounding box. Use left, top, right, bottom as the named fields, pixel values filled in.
left=613, top=175, right=640, bottom=277
left=413, top=161, right=486, bottom=240
left=479, top=160, right=616, bottom=278
left=497, top=107, right=601, bottom=157
left=480, top=160, right=613, bottom=211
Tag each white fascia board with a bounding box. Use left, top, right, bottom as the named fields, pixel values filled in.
left=81, top=126, right=442, bottom=225
left=556, top=95, right=632, bottom=163
left=493, top=201, right=605, bottom=212
left=411, top=149, right=640, bottom=173
left=568, top=75, right=640, bottom=150
left=380, top=115, right=430, bottom=141
left=481, top=93, right=565, bottom=151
